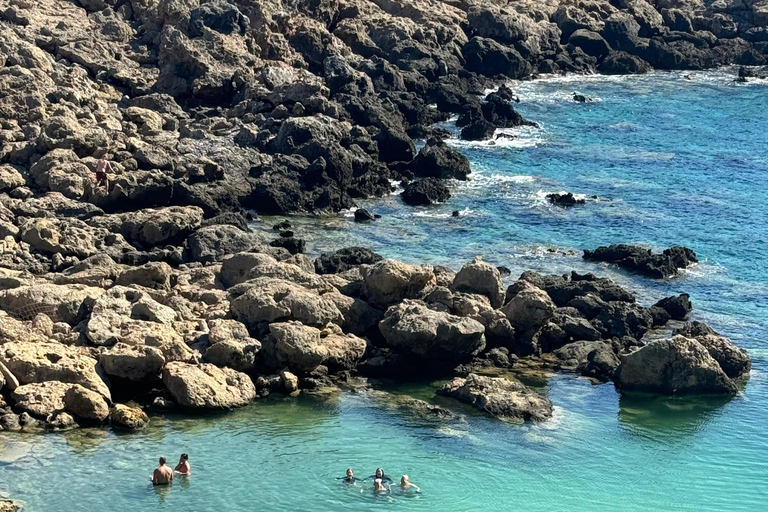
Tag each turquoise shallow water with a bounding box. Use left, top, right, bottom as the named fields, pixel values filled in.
left=2, top=69, right=768, bottom=510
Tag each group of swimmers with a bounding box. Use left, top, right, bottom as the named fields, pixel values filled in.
left=343, top=467, right=420, bottom=494
left=151, top=454, right=191, bottom=485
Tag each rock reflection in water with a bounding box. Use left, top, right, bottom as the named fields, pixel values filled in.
left=617, top=393, right=733, bottom=440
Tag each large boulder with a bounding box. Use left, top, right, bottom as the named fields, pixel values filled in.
left=379, top=300, right=486, bottom=362
left=0, top=342, right=111, bottom=399
left=501, top=281, right=557, bottom=331
left=401, top=178, right=451, bottom=206
left=437, top=373, right=553, bottom=422
left=115, top=206, right=204, bottom=247
left=653, top=293, right=692, bottom=320
left=99, top=343, right=165, bottom=381
left=265, top=322, right=366, bottom=373
left=409, top=138, right=470, bottom=180
left=360, top=259, right=435, bottom=307
left=162, top=362, right=256, bottom=410
left=187, top=225, right=263, bottom=263
left=452, top=257, right=505, bottom=308
left=463, top=37, right=532, bottom=78
left=569, top=29, right=612, bottom=58
left=63, top=385, right=110, bottom=423
left=203, top=332, right=261, bottom=372
left=593, top=301, right=652, bottom=339
left=615, top=336, right=739, bottom=395
left=10, top=381, right=72, bottom=417
left=555, top=340, right=620, bottom=381
left=110, top=403, right=149, bottom=430
left=86, top=286, right=179, bottom=347
left=230, top=277, right=343, bottom=328
left=674, top=323, right=751, bottom=379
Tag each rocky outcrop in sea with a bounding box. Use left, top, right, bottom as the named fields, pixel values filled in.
left=0, top=0, right=758, bottom=432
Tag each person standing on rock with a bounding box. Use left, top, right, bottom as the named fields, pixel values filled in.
left=94, top=154, right=113, bottom=189
left=152, top=457, right=173, bottom=485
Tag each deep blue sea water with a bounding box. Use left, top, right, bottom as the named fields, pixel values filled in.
left=1, top=69, right=767, bottom=511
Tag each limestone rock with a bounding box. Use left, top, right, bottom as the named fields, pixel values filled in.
left=360, top=259, right=435, bottom=307
left=110, top=403, right=149, bottom=430
left=162, top=362, right=256, bottom=410
left=437, top=373, right=552, bottom=422
left=452, top=257, right=505, bottom=308
left=379, top=300, right=486, bottom=362
left=10, top=381, right=72, bottom=417
left=616, top=335, right=738, bottom=394
left=230, top=277, right=343, bottom=328
left=501, top=281, right=557, bottom=331
left=63, top=384, right=110, bottom=423
left=99, top=343, right=165, bottom=381
left=0, top=342, right=111, bottom=399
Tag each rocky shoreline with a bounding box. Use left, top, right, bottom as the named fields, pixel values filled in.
left=0, top=0, right=759, bottom=446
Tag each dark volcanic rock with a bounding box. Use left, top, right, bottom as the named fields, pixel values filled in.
left=547, top=192, right=585, bottom=207
left=461, top=120, right=496, bottom=141
left=463, top=37, right=532, bottom=79
left=315, top=247, right=383, bottom=274
left=354, top=208, right=375, bottom=222
left=654, top=293, right=693, bottom=320
left=583, top=244, right=698, bottom=278
left=410, top=138, right=471, bottom=180
left=270, top=236, right=305, bottom=255
left=402, top=179, right=451, bottom=206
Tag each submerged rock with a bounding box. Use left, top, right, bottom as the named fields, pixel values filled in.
left=437, top=373, right=552, bottom=422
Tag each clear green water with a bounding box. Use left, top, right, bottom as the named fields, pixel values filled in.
left=2, top=70, right=768, bottom=510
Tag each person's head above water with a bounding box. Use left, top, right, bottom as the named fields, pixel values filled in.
left=346, top=468, right=354, bottom=478
left=375, top=468, right=384, bottom=478
left=180, top=454, right=188, bottom=462
left=401, top=475, right=409, bottom=484
left=159, top=457, right=167, bottom=465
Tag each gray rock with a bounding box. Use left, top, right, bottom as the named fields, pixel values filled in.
left=379, top=300, right=486, bottom=362
left=616, top=335, right=739, bottom=395
left=437, top=373, right=552, bottom=422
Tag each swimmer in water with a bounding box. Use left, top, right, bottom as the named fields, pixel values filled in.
left=373, top=478, right=389, bottom=493
left=343, top=468, right=355, bottom=484
left=151, top=457, right=173, bottom=486
left=174, top=453, right=191, bottom=475
left=400, top=475, right=420, bottom=492
left=367, top=467, right=392, bottom=484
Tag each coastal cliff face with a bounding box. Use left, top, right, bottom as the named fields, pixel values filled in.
left=0, top=0, right=758, bottom=437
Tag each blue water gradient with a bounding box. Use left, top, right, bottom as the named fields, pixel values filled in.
left=1, top=70, right=767, bottom=511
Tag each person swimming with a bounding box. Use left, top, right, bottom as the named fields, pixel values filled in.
left=151, top=457, right=173, bottom=486
left=373, top=478, right=389, bottom=493
left=343, top=468, right=355, bottom=484
left=399, top=474, right=420, bottom=492
left=366, top=468, right=392, bottom=484
left=174, top=453, right=191, bottom=475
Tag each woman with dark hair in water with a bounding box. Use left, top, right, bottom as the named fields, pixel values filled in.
left=366, top=468, right=392, bottom=484
left=174, top=454, right=191, bottom=475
